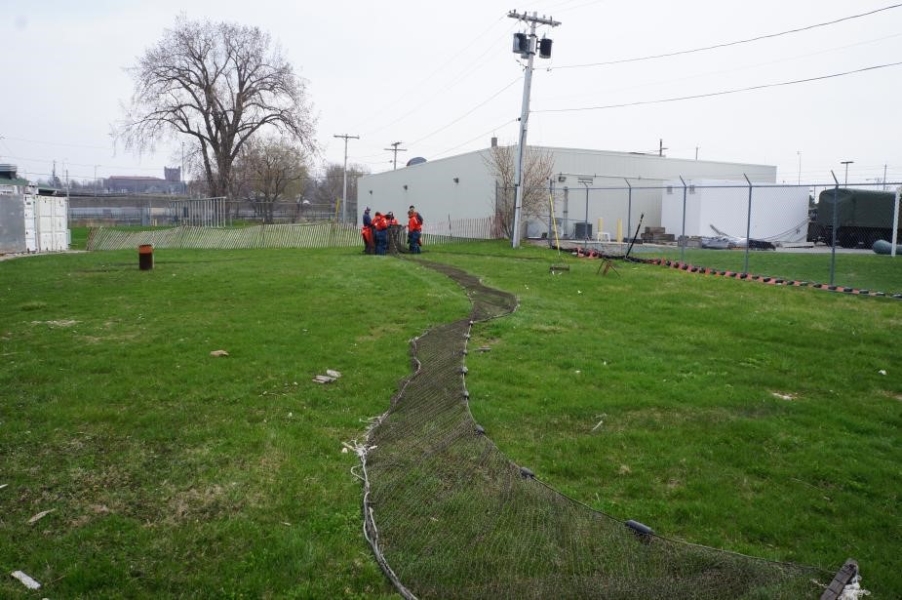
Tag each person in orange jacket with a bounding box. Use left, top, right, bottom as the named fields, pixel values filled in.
left=372, top=211, right=388, bottom=255
left=361, top=207, right=375, bottom=254
left=407, top=207, right=422, bottom=253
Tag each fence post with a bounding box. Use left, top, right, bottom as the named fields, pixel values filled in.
left=830, top=172, right=839, bottom=286
left=892, top=185, right=901, bottom=257
left=624, top=178, right=632, bottom=245
left=743, top=174, right=753, bottom=274
left=547, top=178, right=554, bottom=248
left=580, top=179, right=592, bottom=251
left=563, top=186, right=569, bottom=238
left=679, top=176, right=688, bottom=263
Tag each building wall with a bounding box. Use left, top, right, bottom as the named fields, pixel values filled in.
left=0, top=195, right=26, bottom=254
left=549, top=148, right=776, bottom=184
left=358, top=150, right=495, bottom=226
left=0, top=194, right=69, bottom=254
left=661, top=180, right=809, bottom=241
left=357, top=146, right=778, bottom=236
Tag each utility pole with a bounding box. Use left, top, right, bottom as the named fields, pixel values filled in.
left=659, top=138, right=667, bottom=157
left=334, top=134, right=359, bottom=223
left=509, top=10, right=560, bottom=248
left=384, top=141, right=407, bottom=170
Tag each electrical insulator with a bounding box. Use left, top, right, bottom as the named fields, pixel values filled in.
left=539, top=38, right=553, bottom=59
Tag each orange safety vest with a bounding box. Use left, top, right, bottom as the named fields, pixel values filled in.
left=373, top=215, right=388, bottom=231
left=408, top=214, right=422, bottom=232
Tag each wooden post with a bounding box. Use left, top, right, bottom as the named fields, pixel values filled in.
left=819, top=559, right=859, bottom=600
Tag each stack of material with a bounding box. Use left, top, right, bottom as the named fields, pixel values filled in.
left=641, top=226, right=675, bottom=243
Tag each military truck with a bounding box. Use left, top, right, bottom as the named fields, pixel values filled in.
left=810, top=188, right=902, bottom=248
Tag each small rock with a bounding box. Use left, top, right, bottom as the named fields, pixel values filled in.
left=210, top=350, right=229, bottom=357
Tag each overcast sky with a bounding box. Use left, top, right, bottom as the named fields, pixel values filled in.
left=2, top=0, right=900, bottom=187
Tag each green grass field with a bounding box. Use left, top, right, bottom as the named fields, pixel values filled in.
left=1, top=241, right=899, bottom=598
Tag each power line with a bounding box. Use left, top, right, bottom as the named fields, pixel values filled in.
left=352, top=18, right=513, bottom=135
left=1, top=135, right=114, bottom=151
left=534, top=60, right=902, bottom=113
left=406, top=76, right=523, bottom=147
left=1, top=154, right=171, bottom=172
left=429, top=118, right=519, bottom=161
left=553, top=2, right=902, bottom=70
left=328, top=74, right=521, bottom=168
left=359, top=21, right=519, bottom=140
left=539, top=30, right=902, bottom=106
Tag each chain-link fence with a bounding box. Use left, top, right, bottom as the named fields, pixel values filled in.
left=68, top=196, right=341, bottom=227
left=85, top=215, right=501, bottom=251
left=525, top=180, right=902, bottom=295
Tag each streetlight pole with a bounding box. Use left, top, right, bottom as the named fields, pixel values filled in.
left=841, top=160, right=854, bottom=187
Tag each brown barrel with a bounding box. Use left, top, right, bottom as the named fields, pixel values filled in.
left=138, top=244, right=154, bottom=270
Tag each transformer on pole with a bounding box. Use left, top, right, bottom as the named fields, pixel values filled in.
left=508, top=10, right=560, bottom=248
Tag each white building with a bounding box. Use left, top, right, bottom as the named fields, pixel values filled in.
left=661, top=179, right=810, bottom=243
left=357, top=144, right=783, bottom=241
left=0, top=165, right=69, bottom=254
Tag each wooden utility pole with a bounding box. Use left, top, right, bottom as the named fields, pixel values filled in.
left=384, top=141, right=407, bottom=170
left=334, top=133, right=359, bottom=223
left=508, top=10, right=561, bottom=248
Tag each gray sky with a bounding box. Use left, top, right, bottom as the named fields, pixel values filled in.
left=2, top=0, right=900, bottom=186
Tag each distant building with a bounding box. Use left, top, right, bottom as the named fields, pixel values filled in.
left=0, top=163, right=32, bottom=195
left=357, top=144, right=796, bottom=240
left=105, top=167, right=186, bottom=194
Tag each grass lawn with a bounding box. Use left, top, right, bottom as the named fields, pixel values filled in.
left=1, top=241, right=899, bottom=598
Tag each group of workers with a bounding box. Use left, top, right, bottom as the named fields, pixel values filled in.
left=361, top=205, right=423, bottom=255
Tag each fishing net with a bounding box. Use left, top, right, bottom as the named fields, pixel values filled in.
left=357, top=259, right=825, bottom=599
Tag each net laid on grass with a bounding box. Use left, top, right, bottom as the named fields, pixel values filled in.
left=355, top=259, right=827, bottom=599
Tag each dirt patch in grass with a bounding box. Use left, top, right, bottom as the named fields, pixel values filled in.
left=165, top=484, right=243, bottom=524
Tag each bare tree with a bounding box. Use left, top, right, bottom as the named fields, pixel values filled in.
left=312, top=163, right=369, bottom=221
left=117, top=16, right=316, bottom=199
left=483, top=144, right=555, bottom=238
left=232, top=138, right=309, bottom=223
